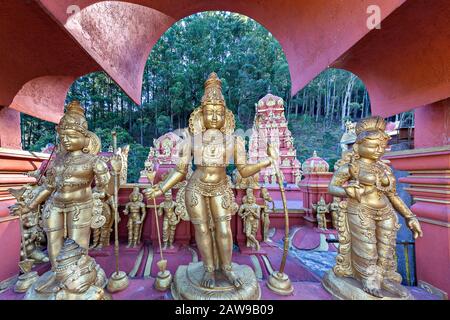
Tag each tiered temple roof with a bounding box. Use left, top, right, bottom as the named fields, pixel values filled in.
left=248, top=93, right=302, bottom=186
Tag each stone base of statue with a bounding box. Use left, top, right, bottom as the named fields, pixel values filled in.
left=171, top=262, right=261, bottom=300
left=24, top=267, right=111, bottom=300
left=322, top=270, right=414, bottom=300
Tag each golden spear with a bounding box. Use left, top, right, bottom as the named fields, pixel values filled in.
left=107, top=131, right=129, bottom=293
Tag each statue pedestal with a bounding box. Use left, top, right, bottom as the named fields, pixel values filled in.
left=155, top=243, right=181, bottom=254
left=89, top=245, right=113, bottom=257
left=171, top=262, right=260, bottom=300
left=239, top=246, right=267, bottom=256
left=24, top=269, right=110, bottom=300
left=122, top=243, right=144, bottom=252
left=321, top=270, right=414, bottom=300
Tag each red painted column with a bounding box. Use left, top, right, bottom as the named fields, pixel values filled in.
left=0, top=146, right=49, bottom=282
left=386, top=99, right=450, bottom=298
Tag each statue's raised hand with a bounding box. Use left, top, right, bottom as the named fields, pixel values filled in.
left=110, top=154, right=122, bottom=174
left=267, top=144, right=279, bottom=164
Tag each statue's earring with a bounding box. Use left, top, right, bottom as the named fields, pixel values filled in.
left=82, top=141, right=89, bottom=153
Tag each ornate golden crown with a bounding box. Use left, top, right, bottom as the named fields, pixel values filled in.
left=189, top=72, right=235, bottom=135
left=57, top=101, right=88, bottom=134
left=201, top=72, right=226, bottom=106
left=355, top=116, right=386, bottom=135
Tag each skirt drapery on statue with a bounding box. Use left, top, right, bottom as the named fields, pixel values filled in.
left=346, top=199, right=402, bottom=285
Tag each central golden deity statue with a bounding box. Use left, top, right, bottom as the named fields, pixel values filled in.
left=11, top=101, right=113, bottom=300
left=144, top=73, right=276, bottom=299
left=323, top=116, right=423, bottom=300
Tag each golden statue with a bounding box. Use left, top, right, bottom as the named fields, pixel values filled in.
left=91, top=147, right=129, bottom=249
left=158, top=190, right=181, bottom=250
left=90, top=194, right=115, bottom=249
left=329, top=196, right=341, bottom=229
left=10, top=183, right=49, bottom=264
left=238, top=188, right=261, bottom=251
left=323, top=116, right=423, bottom=300
left=144, top=72, right=276, bottom=300
left=312, top=196, right=329, bottom=230
left=11, top=101, right=112, bottom=300
left=123, top=187, right=146, bottom=248
left=260, top=187, right=274, bottom=242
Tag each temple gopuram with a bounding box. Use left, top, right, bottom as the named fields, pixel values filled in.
left=0, top=0, right=449, bottom=304
left=248, top=93, right=302, bottom=187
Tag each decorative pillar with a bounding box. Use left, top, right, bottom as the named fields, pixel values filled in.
left=386, top=99, right=450, bottom=299
left=299, top=151, right=333, bottom=225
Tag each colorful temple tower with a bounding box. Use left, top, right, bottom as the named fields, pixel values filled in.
left=248, top=93, right=302, bottom=187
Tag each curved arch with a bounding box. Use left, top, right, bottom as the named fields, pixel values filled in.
left=39, top=0, right=404, bottom=104
left=63, top=1, right=175, bottom=105
left=10, top=76, right=76, bottom=123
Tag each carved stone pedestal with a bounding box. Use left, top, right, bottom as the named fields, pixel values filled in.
left=171, top=262, right=260, bottom=300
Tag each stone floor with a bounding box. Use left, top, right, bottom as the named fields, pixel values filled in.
left=0, top=226, right=440, bottom=300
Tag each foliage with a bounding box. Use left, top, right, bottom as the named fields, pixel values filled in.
left=20, top=12, right=408, bottom=181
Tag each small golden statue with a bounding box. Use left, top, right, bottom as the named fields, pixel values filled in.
left=260, top=187, right=274, bottom=242
left=238, top=189, right=261, bottom=251
left=312, top=196, right=330, bottom=230
left=323, top=116, right=423, bottom=300
left=144, top=73, right=276, bottom=300
left=11, top=101, right=112, bottom=300
left=329, top=197, right=341, bottom=229
left=158, top=190, right=181, bottom=250
left=123, top=187, right=146, bottom=248
left=10, top=184, right=49, bottom=264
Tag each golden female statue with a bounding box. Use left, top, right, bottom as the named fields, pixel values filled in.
left=123, top=187, right=146, bottom=248
left=323, top=116, right=423, bottom=300
left=11, top=101, right=113, bottom=299
left=145, top=73, right=276, bottom=299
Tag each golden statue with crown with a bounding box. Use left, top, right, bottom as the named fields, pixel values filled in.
left=10, top=101, right=116, bottom=300
left=323, top=116, right=423, bottom=300
left=144, top=73, right=277, bottom=300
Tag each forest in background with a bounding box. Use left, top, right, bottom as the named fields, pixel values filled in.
left=20, top=12, right=413, bottom=182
